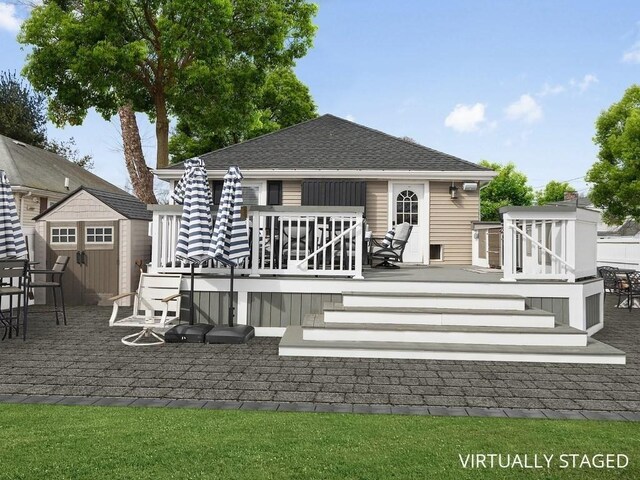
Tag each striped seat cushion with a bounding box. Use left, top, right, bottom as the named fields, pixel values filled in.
left=381, top=229, right=395, bottom=247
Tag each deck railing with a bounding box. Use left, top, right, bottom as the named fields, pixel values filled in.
left=148, top=205, right=364, bottom=278
left=501, top=206, right=599, bottom=282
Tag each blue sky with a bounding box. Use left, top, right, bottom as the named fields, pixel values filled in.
left=1, top=1, right=640, bottom=194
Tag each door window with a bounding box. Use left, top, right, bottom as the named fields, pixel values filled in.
left=396, top=190, right=419, bottom=225
left=86, top=226, right=114, bottom=244
left=51, top=227, right=77, bottom=244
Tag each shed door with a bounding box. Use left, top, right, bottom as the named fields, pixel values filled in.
left=47, top=222, right=83, bottom=306
left=46, top=221, right=119, bottom=305
left=82, top=221, right=119, bottom=305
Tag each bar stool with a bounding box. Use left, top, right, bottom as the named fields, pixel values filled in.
left=0, top=259, right=29, bottom=340
left=30, top=256, right=70, bottom=325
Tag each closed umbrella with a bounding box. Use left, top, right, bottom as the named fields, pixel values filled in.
left=210, top=165, right=251, bottom=328
left=0, top=170, right=28, bottom=259
left=171, top=158, right=214, bottom=324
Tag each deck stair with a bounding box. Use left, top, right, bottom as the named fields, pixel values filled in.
left=279, top=292, right=625, bottom=364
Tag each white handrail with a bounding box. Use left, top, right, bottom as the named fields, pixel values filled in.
left=507, top=222, right=574, bottom=270
left=296, top=219, right=363, bottom=267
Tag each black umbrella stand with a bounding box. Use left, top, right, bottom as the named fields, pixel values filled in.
left=189, top=263, right=196, bottom=325
left=205, top=260, right=255, bottom=344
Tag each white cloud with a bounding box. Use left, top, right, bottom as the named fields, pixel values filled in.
left=622, top=42, right=640, bottom=63
left=0, top=3, right=21, bottom=33
left=505, top=94, right=542, bottom=123
left=444, top=103, right=486, bottom=133
left=537, top=83, right=565, bottom=97
left=571, top=74, right=598, bottom=93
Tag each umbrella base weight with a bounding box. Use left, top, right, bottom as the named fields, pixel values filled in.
left=206, top=325, right=255, bottom=344
left=164, top=324, right=214, bottom=343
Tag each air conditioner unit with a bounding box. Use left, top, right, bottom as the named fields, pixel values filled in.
left=462, top=182, right=478, bottom=191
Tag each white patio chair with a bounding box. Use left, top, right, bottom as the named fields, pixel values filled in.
left=108, top=273, right=182, bottom=346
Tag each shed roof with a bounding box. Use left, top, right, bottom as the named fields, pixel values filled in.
left=167, top=114, right=492, bottom=173
left=0, top=134, right=124, bottom=195
left=35, top=187, right=152, bottom=221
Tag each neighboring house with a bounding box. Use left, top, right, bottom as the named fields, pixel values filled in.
left=156, top=114, right=496, bottom=265
left=0, top=134, right=124, bottom=256
left=33, top=187, right=152, bottom=306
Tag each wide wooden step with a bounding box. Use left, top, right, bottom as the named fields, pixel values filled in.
left=342, top=291, right=526, bottom=311
left=279, top=327, right=625, bottom=364
left=322, top=302, right=555, bottom=328
left=302, top=314, right=586, bottom=346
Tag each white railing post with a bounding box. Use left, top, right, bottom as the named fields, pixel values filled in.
left=566, top=217, right=576, bottom=282
left=150, top=210, right=161, bottom=272
left=354, top=211, right=364, bottom=279
left=502, top=215, right=515, bottom=281
left=250, top=209, right=260, bottom=277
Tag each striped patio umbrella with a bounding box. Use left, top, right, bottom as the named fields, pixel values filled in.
left=171, top=158, right=214, bottom=324
left=210, top=165, right=250, bottom=326
left=0, top=170, right=28, bottom=259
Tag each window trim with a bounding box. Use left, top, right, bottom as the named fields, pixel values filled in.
left=85, top=226, right=115, bottom=244
left=50, top=226, right=77, bottom=245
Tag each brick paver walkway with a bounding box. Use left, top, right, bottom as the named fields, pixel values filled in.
left=0, top=297, right=638, bottom=420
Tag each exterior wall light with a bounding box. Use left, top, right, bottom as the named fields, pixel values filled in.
left=449, top=184, right=458, bottom=199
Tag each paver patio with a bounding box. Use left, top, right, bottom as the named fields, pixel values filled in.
left=0, top=297, right=638, bottom=420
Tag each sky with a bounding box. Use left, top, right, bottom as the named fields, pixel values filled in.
left=1, top=1, right=640, bottom=195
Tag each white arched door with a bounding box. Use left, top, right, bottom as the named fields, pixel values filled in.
left=392, top=184, right=424, bottom=263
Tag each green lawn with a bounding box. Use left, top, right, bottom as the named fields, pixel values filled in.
left=0, top=404, right=637, bottom=479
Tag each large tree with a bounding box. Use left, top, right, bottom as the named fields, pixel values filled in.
left=479, top=160, right=534, bottom=221
left=535, top=180, right=576, bottom=205
left=19, top=0, right=317, bottom=201
left=586, top=85, right=640, bottom=224
left=0, top=70, right=94, bottom=169
left=169, top=66, right=317, bottom=162
left=0, top=70, right=47, bottom=147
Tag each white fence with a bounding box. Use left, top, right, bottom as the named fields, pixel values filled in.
left=501, top=206, right=599, bottom=282
left=149, top=205, right=364, bottom=278
left=597, top=237, right=640, bottom=270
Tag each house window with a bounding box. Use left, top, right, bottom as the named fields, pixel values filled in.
left=396, top=190, right=419, bottom=225
left=51, top=227, right=76, bottom=244
left=86, top=226, right=114, bottom=244
left=211, top=181, right=263, bottom=206
left=430, top=244, right=443, bottom=261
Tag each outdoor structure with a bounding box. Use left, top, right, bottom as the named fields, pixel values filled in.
left=0, top=134, right=125, bottom=259
left=471, top=221, right=502, bottom=268
left=156, top=114, right=497, bottom=266
left=149, top=115, right=621, bottom=364
left=33, top=187, right=152, bottom=306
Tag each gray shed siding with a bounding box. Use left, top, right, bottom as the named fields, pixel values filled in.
left=525, top=297, right=570, bottom=325
left=585, top=293, right=601, bottom=329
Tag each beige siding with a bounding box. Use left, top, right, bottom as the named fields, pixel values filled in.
left=365, top=181, right=389, bottom=236
left=128, top=219, right=152, bottom=294
left=43, top=190, right=125, bottom=221
left=429, top=181, right=479, bottom=264
left=282, top=180, right=301, bottom=206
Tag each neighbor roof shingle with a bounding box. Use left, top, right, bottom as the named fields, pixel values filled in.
left=167, top=114, right=491, bottom=172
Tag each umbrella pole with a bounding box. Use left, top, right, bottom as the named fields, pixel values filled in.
left=189, top=263, right=195, bottom=325
left=228, top=265, right=235, bottom=327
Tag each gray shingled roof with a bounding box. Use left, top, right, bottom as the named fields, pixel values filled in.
left=0, top=134, right=124, bottom=194
left=168, top=114, right=491, bottom=172
left=35, top=187, right=152, bottom=221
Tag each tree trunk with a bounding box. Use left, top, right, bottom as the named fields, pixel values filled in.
left=155, top=94, right=170, bottom=170
left=118, top=105, right=157, bottom=204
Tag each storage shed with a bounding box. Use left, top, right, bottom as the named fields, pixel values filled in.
left=34, top=187, right=152, bottom=306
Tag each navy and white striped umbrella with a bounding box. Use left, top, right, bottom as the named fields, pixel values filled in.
left=210, top=165, right=250, bottom=267
left=172, top=158, right=214, bottom=265
left=0, top=170, right=28, bottom=259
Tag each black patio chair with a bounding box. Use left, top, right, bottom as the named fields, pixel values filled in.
left=0, top=259, right=29, bottom=341
left=598, top=266, right=620, bottom=301
left=29, top=256, right=70, bottom=326
left=624, top=271, right=640, bottom=312
left=369, top=223, right=413, bottom=268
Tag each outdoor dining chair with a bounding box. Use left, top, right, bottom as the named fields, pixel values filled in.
left=623, top=271, right=640, bottom=312
left=29, top=256, right=70, bottom=326
left=598, top=266, right=620, bottom=301
left=0, top=259, right=29, bottom=341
